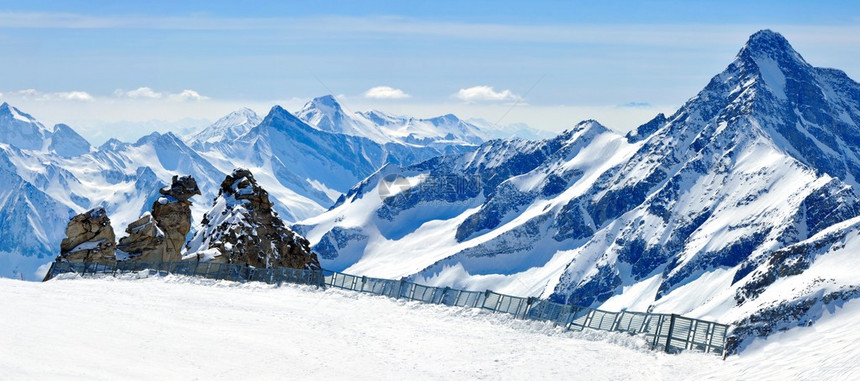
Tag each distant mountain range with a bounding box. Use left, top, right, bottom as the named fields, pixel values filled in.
left=0, top=96, right=547, bottom=280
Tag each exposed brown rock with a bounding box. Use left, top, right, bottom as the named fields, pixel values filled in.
left=58, top=207, right=116, bottom=263
left=117, top=175, right=200, bottom=263
left=116, top=212, right=168, bottom=262
left=185, top=168, right=320, bottom=269
left=151, top=175, right=200, bottom=261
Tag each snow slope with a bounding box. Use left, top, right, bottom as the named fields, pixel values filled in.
left=3, top=275, right=859, bottom=379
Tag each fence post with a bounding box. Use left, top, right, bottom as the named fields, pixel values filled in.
left=665, top=314, right=677, bottom=353
left=524, top=297, right=536, bottom=320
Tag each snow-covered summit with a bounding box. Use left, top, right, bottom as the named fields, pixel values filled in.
left=296, top=95, right=390, bottom=143
left=48, top=124, right=91, bottom=158
left=0, top=101, right=51, bottom=151
left=188, top=107, right=261, bottom=150
left=297, top=95, right=486, bottom=147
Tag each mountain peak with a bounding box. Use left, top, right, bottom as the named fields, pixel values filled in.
left=301, top=95, right=345, bottom=118
left=312, top=94, right=340, bottom=107
left=745, top=29, right=790, bottom=50
left=736, top=29, right=807, bottom=68
left=263, top=105, right=307, bottom=129
left=0, top=102, right=38, bottom=124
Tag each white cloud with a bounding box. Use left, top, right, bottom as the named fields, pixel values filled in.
left=454, top=86, right=522, bottom=103
left=114, top=87, right=208, bottom=101
left=363, top=86, right=411, bottom=99
left=56, top=91, right=94, bottom=101
left=7, top=88, right=93, bottom=102
left=169, top=89, right=209, bottom=101
left=115, top=87, right=163, bottom=99
left=15, top=89, right=39, bottom=97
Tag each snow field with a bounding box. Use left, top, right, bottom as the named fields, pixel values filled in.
left=3, top=274, right=859, bottom=379
left=1, top=274, right=713, bottom=380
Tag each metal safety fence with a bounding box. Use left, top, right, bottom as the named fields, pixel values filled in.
left=46, top=261, right=727, bottom=356
left=45, top=261, right=323, bottom=286
left=321, top=270, right=727, bottom=355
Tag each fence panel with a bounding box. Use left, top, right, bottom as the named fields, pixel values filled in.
left=454, top=290, right=484, bottom=308
left=495, top=294, right=529, bottom=318
left=482, top=291, right=501, bottom=311
left=410, top=284, right=437, bottom=303
left=587, top=310, right=618, bottom=331
left=567, top=307, right=592, bottom=331
left=440, top=288, right=459, bottom=306
left=615, top=311, right=648, bottom=334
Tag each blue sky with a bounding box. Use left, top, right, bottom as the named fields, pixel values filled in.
left=1, top=1, right=859, bottom=143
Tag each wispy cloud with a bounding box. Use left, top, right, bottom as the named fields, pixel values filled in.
left=619, top=102, right=652, bottom=108
left=115, top=87, right=163, bottom=99
left=7, top=89, right=93, bottom=102
left=3, top=12, right=860, bottom=47
left=454, top=86, right=522, bottom=103
left=114, top=87, right=209, bottom=101
left=363, top=86, right=410, bottom=99
left=169, top=90, right=209, bottom=101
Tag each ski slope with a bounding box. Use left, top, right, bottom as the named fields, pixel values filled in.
left=1, top=275, right=857, bottom=379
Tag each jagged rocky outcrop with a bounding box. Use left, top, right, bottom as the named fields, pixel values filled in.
left=117, top=175, right=200, bottom=262
left=57, top=207, right=116, bottom=263
left=185, top=169, right=320, bottom=270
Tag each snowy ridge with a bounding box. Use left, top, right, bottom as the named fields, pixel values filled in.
left=298, top=95, right=487, bottom=147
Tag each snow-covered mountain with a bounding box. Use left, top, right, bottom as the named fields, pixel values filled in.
left=295, top=30, right=860, bottom=349
left=194, top=105, right=477, bottom=218
left=0, top=100, right=482, bottom=280
left=298, top=95, right=487, bottom=147
left=187, top=108, right=262, bottom=151
left=467, top=117, right=556, bottom=140
left=0, top=102, right=51, bottom=151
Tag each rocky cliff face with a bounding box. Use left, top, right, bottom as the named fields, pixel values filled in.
left=185, top=169, right=320, bottom=270
left=57, top=207, right=116, bottom=263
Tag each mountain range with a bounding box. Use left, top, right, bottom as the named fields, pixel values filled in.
left=2, top=29, right=858, bottom=350
left=294, top=30, right=860, bottom=349
left=0, top=96, right=517, bottom=280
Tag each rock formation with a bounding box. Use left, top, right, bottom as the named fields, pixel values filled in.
left=152, top=175, right=200, bottom=259
left=57, top=207, right=116, bottom=263
left=116, top=212, right=167, bottom=262
left=185, top=168, right=320, bottom=269
left=117, top=175, right=200, bottom=262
